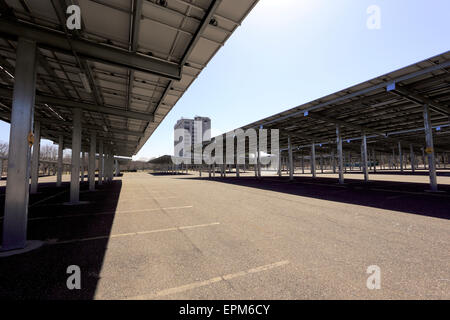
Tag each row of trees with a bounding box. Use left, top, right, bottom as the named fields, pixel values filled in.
left=0, top=142, right=72, bottom=162
left=0, top=141, right=157, bottom=174
left=0, top=142, right=150, bottom=173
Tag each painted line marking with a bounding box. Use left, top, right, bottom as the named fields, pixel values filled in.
left=29, top=190, right=68, bottom=207
left=47, top=222, right=220, bottom=245
left=123, top=260, right=290, bottom=300
left=115, top=206, right=193, bottom=214
left=27, top=206, right=194, bottom=221
left=117, top=196, right=178, bottom=201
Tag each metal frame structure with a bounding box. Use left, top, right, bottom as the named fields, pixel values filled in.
left=242, top=52, right=450, bottom=152
left=0, top=0, right=259, bottom=251
left=205, top=51, right=450, bottom=191
left=0, top=0, right=259, bottom=156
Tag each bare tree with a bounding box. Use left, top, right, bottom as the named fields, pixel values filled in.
left=40, top=144, right=58, bottom=161
left=0, top=141, right=8, bottom=157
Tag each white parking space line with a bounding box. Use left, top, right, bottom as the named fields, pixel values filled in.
left=47, top=222, right=220, bottom=245
left=118, top=196, right=178, bottom=201
left=113, top=206, right=193, bottom=215
left=27, top=205, right=194, bottom=221
left=29, top=190, right=68, bottom=207
left=123, top=260, right=290, bottom=300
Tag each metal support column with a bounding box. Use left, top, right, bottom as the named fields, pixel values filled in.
left=301, top=150, right=305, bottom=174
left=362, top=134, right=369, bottom=182
left=89, top=132, right=96, bottom=191
left=30, top=120, right=40, bottom=194
left=107, top=150, right=111, bottom=182
left=351, top=153, right=354, bottom=171
left=80, top=152, right=85, bottom=182
left=410, top=144, right=415, bottom=173
left=106, top=153, right=110, bottom=181
left=398, top=142, right=403, bottom=173
left=109, top=154, right=112, bottom=180
left=423, top=104, right=438, bottom=191
left=70, top=108, right=82, bottom=203
left=109, top=153, right=113, bottom=180
left=320, top=152, right=323, bottom=173
left=103, top=151, right=108, bottom=182
left=372, top=149, right=377, bottom=173
left=345, top=152, right=348, bottom=173
left=98, top=140, right=103, bottom=185
left=277, top=151, right=282, bottom=177
left=257, top=142, right=261, bottom=179
left=288, top=136, right=293, bottom=181
left=391, top=148, right=394, bottom=170
left=311, top=142, right=316, bottom=178
left=2, top=38, right=38, bottom=250
left=336, top=125, right=344, bottom=184
left=57, top=135, right=63, bottom=187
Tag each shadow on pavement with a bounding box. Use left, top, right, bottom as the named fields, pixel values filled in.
left=342, top=169, right=450, bottom=176
left=180, top=175, right=450, bottom=220
left=0, top=179, right=122, bottom=299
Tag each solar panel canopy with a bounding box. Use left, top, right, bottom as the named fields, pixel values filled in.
left=0, top=0, right=259, bottom=156
left=218, top=51, right=450, bottom=155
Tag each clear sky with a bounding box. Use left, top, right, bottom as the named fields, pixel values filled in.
left=1, top=0, right=449, bottom=160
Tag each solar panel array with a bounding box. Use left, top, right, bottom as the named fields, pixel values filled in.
left=0, top=0, right=259, bottom=156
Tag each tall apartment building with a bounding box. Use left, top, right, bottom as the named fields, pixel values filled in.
left=174, top=116, right=211, bottom=158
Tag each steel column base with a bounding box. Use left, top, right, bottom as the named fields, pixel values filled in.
left=0, top=240, right=44, bottom=257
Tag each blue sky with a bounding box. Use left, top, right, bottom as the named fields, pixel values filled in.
left=1, top=0, right=449, bottom=160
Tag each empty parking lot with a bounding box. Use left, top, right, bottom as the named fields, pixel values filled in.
left=1, top=171, right=449, bottom=299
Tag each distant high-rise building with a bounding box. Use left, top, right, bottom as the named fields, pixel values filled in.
left=194, top=116, right=211, bottom=143
left=174, top=116, right=211, bottom=158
